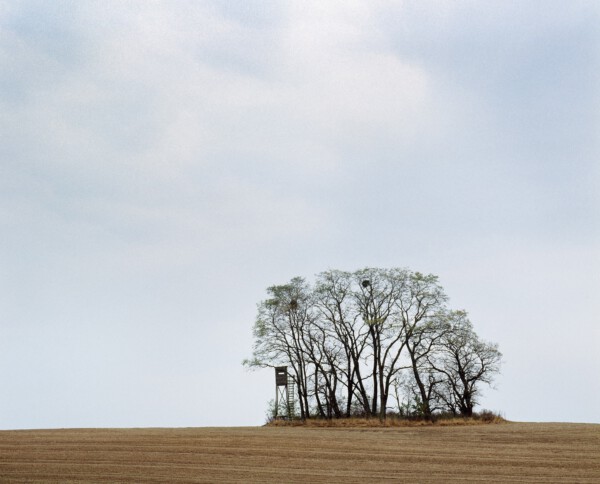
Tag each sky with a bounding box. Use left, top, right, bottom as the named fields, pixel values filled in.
left=1, top=1, right=598, bottom=429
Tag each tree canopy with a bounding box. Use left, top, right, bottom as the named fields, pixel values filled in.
left=245, top=268, right=501, bottom=420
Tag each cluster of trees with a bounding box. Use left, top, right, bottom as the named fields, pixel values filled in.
left=245, top=268, right=502, bottom=421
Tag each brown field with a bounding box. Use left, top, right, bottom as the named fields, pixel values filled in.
left=0, top=422, right=599, bottom=482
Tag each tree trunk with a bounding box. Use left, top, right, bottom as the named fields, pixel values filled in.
left=410, top=353, right=432, bottom=420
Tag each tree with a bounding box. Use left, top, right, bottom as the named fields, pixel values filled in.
left=314, top=270, right=371, bottom=417
left=397, top=272, right=449, bottom=420
left=244, top=277, right=314, bottom=419
left=428, top=311, right=502, bottom=417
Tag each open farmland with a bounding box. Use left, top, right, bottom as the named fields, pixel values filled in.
left=0, top=422, right=598, bottom=482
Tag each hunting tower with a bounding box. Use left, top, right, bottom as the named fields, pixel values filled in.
left=274, top=366, right=294, bottom=419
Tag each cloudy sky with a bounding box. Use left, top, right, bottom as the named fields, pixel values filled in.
left=1, top=1, right=598, bottom=429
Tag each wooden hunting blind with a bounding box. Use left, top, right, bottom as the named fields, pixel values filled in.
left=275, top=366, right=288, bottom=386
left=274, top=366, right=294, bottom=419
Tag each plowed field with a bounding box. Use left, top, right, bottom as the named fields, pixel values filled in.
left=1, top=422, right=598, bottom=482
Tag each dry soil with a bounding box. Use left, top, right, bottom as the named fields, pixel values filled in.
left=0, top=422, right=598, bottom=482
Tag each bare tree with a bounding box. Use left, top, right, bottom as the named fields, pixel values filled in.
left=314, top=270, right=371, bottom=416
left=428, top=311, right=502, bottom=417
left=353, top=268, right=415, bottom=420
left=244, top=277, right=314, bottom=419
left=396, top=272, right=448, bottom=420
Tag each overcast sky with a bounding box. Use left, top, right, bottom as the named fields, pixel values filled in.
left=1, top=1, right=598, bottom=429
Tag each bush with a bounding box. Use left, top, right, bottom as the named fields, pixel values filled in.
left=473, top=409, right=505, bottom=423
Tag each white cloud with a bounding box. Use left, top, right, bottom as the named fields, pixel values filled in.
left=0, top=1, right=598, bottom=428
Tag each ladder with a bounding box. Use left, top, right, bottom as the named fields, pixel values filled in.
left=286, top=382, right=295, bottom=418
